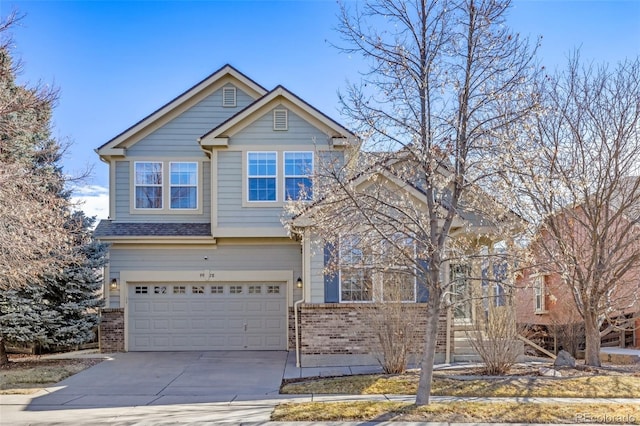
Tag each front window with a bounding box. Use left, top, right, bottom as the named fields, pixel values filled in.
left=248, top=152, right=277, bottom=201
left=339, top=235, right=373, bottom=302
left=284, top=152, right=313, bottom=201
left=381, top=236, right=416, bottom=302
left=135, top=162, right=163, bottom=209
left=382, top=270, right=416, bottom=302
left=170, top=162, right=198, bottom=209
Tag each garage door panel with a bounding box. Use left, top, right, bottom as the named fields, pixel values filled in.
left=247, top=301, right=263, bottom=311
left=171, top=302, right=188, bottom=312
left=132, top=319, right=151, bottom=331
left=265, top=318, right=283, bottom=330
left=191, top=319, right=208, bottom=330
left=226, top=301, right=244, bottom=312
left=132, top=301, right=150, bottom=313
left=265, top=300, right=283, bottom=311
left=153, top=319, right=170, bottom=330
left=191, top=302, right=208, bottom=312
left=128, top=282, right=287, bottom=351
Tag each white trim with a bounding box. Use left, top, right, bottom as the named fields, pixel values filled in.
left=199, top=86, right=354, bottom=145
left=534, top=274, right=547, bottom=314
left=283, top=151, right=314, bottom=201
left=129, top=159, right=204, bottom=215
left=98, top=66, right=267, bottom=154
left=273, top=108, right=288, bottom=131
left=222, top=86, right=237, bottom=107
left=169, top=161, right=199, bottom=210
left=246, top=151, right=278, bottom=203
left=133, top=161, right=163, bottom=210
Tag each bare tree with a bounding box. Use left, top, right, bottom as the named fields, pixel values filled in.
left=0, top=12, right=80, bottom=365
left=515, top=56, right=640, bottom=366
left=288, top=0, right=539, bottom=405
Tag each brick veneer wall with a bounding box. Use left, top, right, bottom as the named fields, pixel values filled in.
left=288, top=307, right=296, bottom=350
left=99, top=308, right=125, bottom=353
left=298, top=303, right=448, bottom=358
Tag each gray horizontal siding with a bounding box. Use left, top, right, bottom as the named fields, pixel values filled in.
left=309, top=237, right=325, bottom=303
left=127, top=86, right=255, bottom=157
left=217, top=151, right=284, bottom=228
left=114, top=160, right=211, bottom=223
left=230, top=107, right=334, bottom=147
left=109, top=244, right=301, bottom=274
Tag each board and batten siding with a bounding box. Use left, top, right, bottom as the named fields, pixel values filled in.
left=107, top=243, right=302, bottom=308
left=126, top=87, right=255, bottom=157
left=114, top=160, right=211, bottom=223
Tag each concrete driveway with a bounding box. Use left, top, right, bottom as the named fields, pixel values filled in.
left=1, top=351, right=296, bottom=425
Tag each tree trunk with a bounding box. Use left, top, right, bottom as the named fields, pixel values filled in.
left=584, top=312, right=601, bottom=367
left=0, top=336, right=9, bottom=367
left=415, top=295, right=441, bottom=405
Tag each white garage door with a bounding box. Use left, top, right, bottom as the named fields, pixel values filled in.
left=128, top=282, right=287, bottom=351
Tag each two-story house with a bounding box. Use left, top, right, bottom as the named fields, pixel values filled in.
left=96, top=65, right=510, bottom=366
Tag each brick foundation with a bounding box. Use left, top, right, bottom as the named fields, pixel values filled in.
left=99, top=308, right=125, bottom=353
left=296, top=303, right=448, bottom=366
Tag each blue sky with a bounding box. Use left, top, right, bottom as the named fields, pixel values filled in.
left=2, top=0, right=639, bottom=219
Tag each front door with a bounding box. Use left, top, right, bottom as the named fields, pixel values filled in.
left=450, top=265, right=472, bottom=323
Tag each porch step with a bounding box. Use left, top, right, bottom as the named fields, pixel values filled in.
left=452, top=353, right=483, bottom=363
left=452, top=330, right=483, bottom=362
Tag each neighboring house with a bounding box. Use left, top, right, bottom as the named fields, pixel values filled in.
left=515, top=205, right=640, bottom=352
left=95, top=65, right=514, bottom=366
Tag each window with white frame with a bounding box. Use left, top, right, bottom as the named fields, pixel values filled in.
left=381, top=236, right=416, bottom=302
left=284, top=152, right=313, bottom=201
left=534, top=275, right=546, bottom=313
left=247, top=152, right=277, bottom=201
left=135, top=162, right=163, bottom=209
left=339, top=235, right=373, bottom=302
left=170, top=162, right=198, bottom=209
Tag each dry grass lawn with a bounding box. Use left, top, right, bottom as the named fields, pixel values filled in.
left=272, top=401, right=640, bottom=423
left=281, top=367, right=640, bottom=398
left=0, top=357, right=103, bottom=395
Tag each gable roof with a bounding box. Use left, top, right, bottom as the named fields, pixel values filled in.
left=198, top=85, right=355, bottom=147
left=96, top=64, right=268, bottom=157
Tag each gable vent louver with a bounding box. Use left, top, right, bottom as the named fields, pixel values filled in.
left=273, top=109, right=288, bottom=131
left=222, top=86, right=236, bottom=107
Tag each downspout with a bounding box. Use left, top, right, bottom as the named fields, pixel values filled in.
left=445, top=306, right=452, bottom=364
left=294, top=284, right=304, bottom=368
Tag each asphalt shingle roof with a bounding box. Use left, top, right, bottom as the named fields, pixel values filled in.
left=94, top=221, right=212, bottom=238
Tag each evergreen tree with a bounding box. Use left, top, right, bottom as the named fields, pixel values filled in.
left=41, top=212, right=108, bottom=347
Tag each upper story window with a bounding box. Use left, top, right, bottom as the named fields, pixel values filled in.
left=135, top=162, right=163, bottom=209
left=170, top=162, right=198, bottom=209
left=247, top=152, right=277, bottom=202
left=284, top=152, right=313, bottom=201
left=534, top=275, right=547, bottom=313
left=133, top=161, right=200, bottom=212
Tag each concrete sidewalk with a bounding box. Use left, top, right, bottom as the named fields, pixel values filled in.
left=0, top=350, right=638, bottom=425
